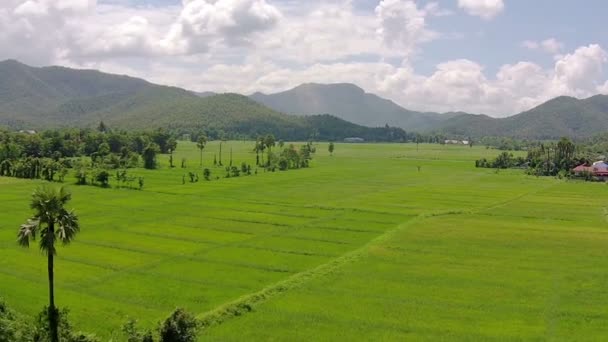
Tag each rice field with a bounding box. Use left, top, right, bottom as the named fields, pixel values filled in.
left=1, top=142, right=607, bottom=340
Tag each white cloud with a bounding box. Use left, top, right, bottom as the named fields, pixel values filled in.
left=521, top=40, right=539, bottom=50
left=0, top=0, right=96, bottom=64
left=552, top=44, right=607, bottom=96
left=541, top=38, right=564, bottom=54
left=522, top=38, right=564, bottom=54
left=255, top=1, right=383, bottom=64
left=598, top=81, right=608, bottom=94
left=163, top=0, right=282, bottom=54
left=375, top=0, right=438, bottom=52
left=458, top=0, right=504, bottom=20
left=0, top=1, right=606, bottom=118
left=377, top=44, right=608, bottom=116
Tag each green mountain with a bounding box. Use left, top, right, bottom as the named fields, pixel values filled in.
left=3, top=59, right=608, bottom=140
left=251, top=83, right=608, bottom=139
left=435, top=95, right=608, bottom=139
left=0, top=60, right=404, bottom=141
left=250, top=83, right=455, bottom=131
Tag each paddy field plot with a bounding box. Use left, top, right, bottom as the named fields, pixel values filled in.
left=1, top=142, right=607, bottom=340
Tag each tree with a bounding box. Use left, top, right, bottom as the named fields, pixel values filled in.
left=328, top=142, right=335, bottom=156
left=17, top=186, right=80, bottom=342
left=97, top=121, right=107, bottom=133
left=159, top=308, right=198, bottom=342
left=143, top=143, right=160, bottom=170
left=255, top=137, right=266, bottom=165
left=219, top=141, right=223, bottom=166
left=196, top=135, right=207, bottom=166
left=556, top=137, right=576, bottom=170
left=264, top=134, right=276, bottom=166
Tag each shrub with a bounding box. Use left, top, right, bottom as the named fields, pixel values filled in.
left=159, top=309, right=198, bottom=342
left=95, top=170, right=111, bottom=187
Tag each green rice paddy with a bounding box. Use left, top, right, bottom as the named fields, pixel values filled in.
left=1, top=142, right=607, bottom=340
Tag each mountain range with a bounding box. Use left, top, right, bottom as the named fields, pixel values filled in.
left=250, top=83, right=608, bottom=139
left=0, top=60, right=404, bottom=141
left=1, top=59, right=608, bottom=139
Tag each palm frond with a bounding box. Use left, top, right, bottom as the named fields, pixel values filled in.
left=57, top=186, right=72, bottom=205
left=17, top=218, right=39, bottom=248
left=56, top=209, right=80, bottom=245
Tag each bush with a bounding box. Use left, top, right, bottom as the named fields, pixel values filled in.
left=32, top=306, right=99, bottom=342
left=94, top=170, right=111, bottom=187
left=122, top=318, right=153, bottom=342
left=159, top=309, right=198, bottom=342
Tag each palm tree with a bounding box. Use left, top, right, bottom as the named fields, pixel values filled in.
left=17, top=186, right=80, bottom=342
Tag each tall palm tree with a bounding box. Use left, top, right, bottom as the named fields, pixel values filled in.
left=17, top=186, right=80, bottom=342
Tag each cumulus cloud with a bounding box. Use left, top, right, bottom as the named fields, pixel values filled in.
left=163, top=0, right=282, bottom=54
left=255, top=1, right=383, bottom=63
left=458, top=0, right=504, bottom=20
left=375, top=0, right=438, bottom=52
left=552, top=44, right=607, bottom=96
left=0, top=0, right=96, bottom=64
left=0, top=0, right=606, bottom=118
left=376, top=44, right=608, bottom=116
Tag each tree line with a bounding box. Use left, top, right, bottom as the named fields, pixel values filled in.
left=475, top=137, right=592, bottom=178
left=0, top=125, right=179, bottom=186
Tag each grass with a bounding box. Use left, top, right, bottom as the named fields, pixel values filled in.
left=1, top=142, right=607, bottom=340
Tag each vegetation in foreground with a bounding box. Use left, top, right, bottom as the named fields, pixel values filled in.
left=1, top=142, right=607, bottom=340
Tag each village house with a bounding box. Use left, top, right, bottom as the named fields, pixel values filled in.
left=572, top=161, right=608, bottom=177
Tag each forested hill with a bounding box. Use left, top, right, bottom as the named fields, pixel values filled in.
left=0, top=60, right=406, bottom=141
left=250, top=83, right=454, bottom=130
left=434, top=95, right=608, bottom=139
left=3, top=59, right=608, bottom=139
left=251, top=82, right=608, bottom=139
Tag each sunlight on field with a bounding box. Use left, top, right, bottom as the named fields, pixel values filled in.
left=1, top=142, right=607, bottom=340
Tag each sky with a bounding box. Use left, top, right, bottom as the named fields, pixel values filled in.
left=1, top=0, right=607, bottom=117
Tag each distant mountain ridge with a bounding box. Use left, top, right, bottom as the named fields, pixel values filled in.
left=433, top=95, right=608, bottom=139
left=250, top=83, right=455, bottom=131
left=249, top=83, right=608, bottom=139
left=0, top=60, right=405, bottom=141
left=2, top=59, right=608, bottom=139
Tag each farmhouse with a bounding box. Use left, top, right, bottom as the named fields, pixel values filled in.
left=572, top=161, right=608, bottom=177
left=444, top=139, right=469, bottom=145
left=344, top=137, right=365, bottom=143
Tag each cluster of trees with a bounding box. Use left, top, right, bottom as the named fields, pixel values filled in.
left=524, top=138, right=582, bottom=176
left=0, top=125, right=178, bottom=186
left=476, top=138, right=588, bottom=178
left=475, top=152, right=526, bottom=169
left=252, top=135, right=316, bottom=172
left=7, top=186, right=199, bottom=342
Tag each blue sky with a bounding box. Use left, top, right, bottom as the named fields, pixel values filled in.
left=1, top=0, right=607, bottom=116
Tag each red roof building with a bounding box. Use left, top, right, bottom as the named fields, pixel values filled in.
left=573, top=161, right=608, bottom=177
